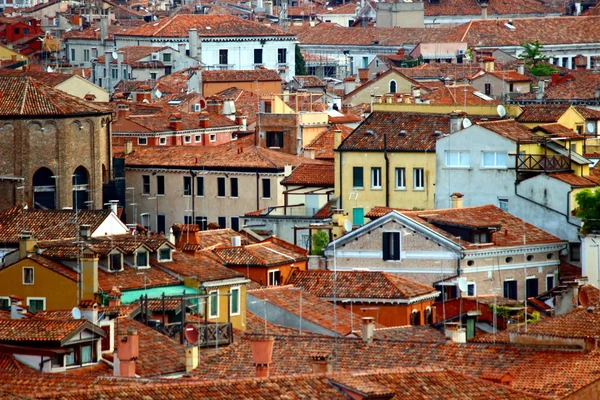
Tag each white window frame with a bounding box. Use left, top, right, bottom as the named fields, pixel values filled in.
left=184, top=135, right=192, bottom=144
left=481, top=151, right=508, bottom=168
left=209, top=290, right=219, bottom=319
left=445, top=151, right=470, bottom=168
left=467, top=282, right=476, bottom=296
left=230, top=286, right=240, bottom=316
left=546, top=274, right=555, bottom=291
left=138, top=137, right=148, bottom=145
left=108, top=251, right=123, bottom=272
left=23, top=267, right=34, bottom=285
left=268, top=269, right=281, bottom=286
left=413, top=168, right=424, bottom=190
left=135, top=250, right=150, bottom=269
left=195, top=134, right=201, bottom=142
left=209, top=133, right=216, bottom=142
left=27, top=297, right=46, bottom=312
left=382, top=231, right=401, bottom=261
left=159, top=137, right=167, bottom=145
left=371, top=167, right=382, bottom=189
left=0, top=296, right=10, bottom=308
left=158, top=246, right=172, bottom=262
left=395, top=167, right=406, bottom=190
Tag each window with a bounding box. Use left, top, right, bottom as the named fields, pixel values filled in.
left=410, top=310, right=421, bottom=326
left=109, top=253, right=122, bottom=271
left=278, top=48, right=287, bottom=64
left=482, top=151, right=507, bottom=168
left=353, top=167, right=364, bottom=188
left=254, top=48, right=263, bottom=64
left=136, top=251, right=148, bottom=268
left=209, top=133, right=216, bottom=142
left=413, top=168, right=424, bottom=190
left=217, top=177, right=226, bottom=197
left=183, top=176, right=192, bottom=196
left=156, top=175, right=165, bottom=195
left=138, top=137, right=148, bottom=145
left=13, top=27, right=19, bottom=34
left=195, top=135, right=201, bottom=142
left=473, top=232, right=488, bottom=243
left=196, top=216, right=208, bottom=231
left=184, top=215, right=193, bottom=224
left=376, top=59, right=379, bottom=68
left=196, top=176, right=204, bottom=196
left=184, top=135, right=192, bottom=144
left=157, top=215, right=166, bottom=234
left=111, top=69, right=117, bottom=79
left=266, top=131, right=283, bottom=148
left=230, top=287, right=240, bottom=315
left=509, top=83, right=514, bottom=92
left=230, top=177, right=238, bottom=197
left=159, top=247, right=171, bottom=261
left=570, top=242, right=581, bottom=262
left=389, top=80, right=397, bottom=93
left=395, top=168, right=406, bottom=189
left=218, top=216, right=226, bottom=228
left=66, top=349, right=76, bottom=366
left=150, top=72, right=157, bottom=80
left=484, top=83, right=492, bottom=96
left=159, top=137, right=167, bottom=145
left=503, top=280, right=517, bottom=300
left=219, top=49, right=228, bottom=65
left=231, top=216, right=240, bottom=231
left=268, top=269, right=281, bottom=286
left=0, top=297, right=9, bottom=308
left=262, top=178, right=271, bottom=199
left=83, top=49, right=90, bottom=62
left=27, top=298, right=45, bottom=313
left=467, top=283, right=476, bottom=296
left=70, top=48, right=75, bottom=62
left=209, top=290, right=218, bottom=318
left=371, top=167, right=382, bottom=189
left=23, top=28, right=29, bottom=34
left=362, top=56, right=368, bottom=68
left=92, top=48, right=98, bottom=58
left=23, top=267, right=34, bottom=284
left=142, top=175, right=150, bottom=195
left=498, top=198, right=509, bottom=212
left=81, top=345, right=93, bottom=364
left=162, top=53, right=171, bottom=62
left=382, top=232, right=400, bottom=261
left=51, top=354, right=64, bottom=368
left=526, top=277, right=539, bottom=298
left=445, top=151, right=470, bottom=168
left=140, top=213, right=151, bottom=230
left=546, top=275, right=555, bottom=291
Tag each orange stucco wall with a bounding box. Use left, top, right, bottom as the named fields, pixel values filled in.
left=342, top=298, right=436, bottom=327
left=229, top=261, right=307, bottom=287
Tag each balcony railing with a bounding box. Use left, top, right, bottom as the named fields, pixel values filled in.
left=517, top=154, right=571, bottom=172
left=214, top=64, right=234, bottom=70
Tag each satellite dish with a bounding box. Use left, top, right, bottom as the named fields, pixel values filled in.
left=46, top=66, right=53, bottom=73
left=198, top=98, right=207, bottom=109
left=457, top=277, right=468, bottom=293
left=71, top=307, right=82, bottom=319
left=579, top=290, right=589, bottom=308
left=343, top=219, right=353, bottom=233
left=462, top=118, right=472, bottom=129
left=155, top=89, right=162, bottom=99
left=587, top=122, right=595, bottom=133
left=184, top=323, right=199, bottom=344
left=497, top=104, right=507, bottom=118
left=112, top=51, right=118, bottom=60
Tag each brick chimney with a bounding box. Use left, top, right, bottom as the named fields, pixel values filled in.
left=199, top=113, right=210, bottom=129
left=116, top=329, right=139, bottom=378
left=169, top=114, right=182, bottom=131
left=358, top=68, right=369, bottom=83
left=235, top=114, right=247, bottom=131
left=249, top=335, right=274, bottom=378
left=116, top=102, right=130, bottom=120
left=107, top=286, right=123, bottom=307
left=450, top=192, right=464, bottom=209
left=574, top=54, right=588, bottom=70
left=309, top=351, right=332, bottom=374
left=18, top=231, right=36, bottom=259
left=206, top=99, right=223, bottom=115
left=361, top=316, right=374, bottom=343
left=81, top=249, right=98, bottom=301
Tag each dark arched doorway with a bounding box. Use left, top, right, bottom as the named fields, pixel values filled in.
left=72, top=166, right=89, bottom=210
left=32, top=167, right=56, bottom=209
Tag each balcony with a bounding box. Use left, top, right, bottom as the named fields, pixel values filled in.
left=213, top=64, right=234, bottom=70
left=517, top=154, right=571, bottom=173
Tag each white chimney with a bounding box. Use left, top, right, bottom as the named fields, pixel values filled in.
left=264, top=0, right=272, bottom=15
left=10, top=297, right=26, bottom=319
left=104, top=51, right=112, bottom=90
left=178, top=43, right=186, bottom=56
left=100, top=16, right=109, bottom=42
left=109, top=200, right=119, bottom=214
left=188, top=29, right=198, bottom=58
left=284, top=164, right=293, bottom=177
left=231, top=236, right=241, bottom=247
left=360, top=317, right=374, bottom=343
left=117, top=51, right=124, bottom=83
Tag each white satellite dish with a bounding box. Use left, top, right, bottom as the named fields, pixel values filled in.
left=46, top=66, right=53, bottom=73
left=343, top=219, right=353, bottom=233
left=112, top=51, right=118, bottom=60
left=457, top=277, right=468, bottom=293
left=71, top=307, right=82, bottom=319
left=587, top=122, right=595, bottom=133
left=462, top=118, right=472, bottom=129
left=497, top=104, right=507, bottom=118
left=155, top=89, right=162, bottom=99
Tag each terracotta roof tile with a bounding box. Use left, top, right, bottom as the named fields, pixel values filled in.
left=487, top=70, right=532, bottom=82
left=15, top=254, right=78, bottom=282
left=293, top=75, right=325, bottom=88
left=0, top=319, right=98, bottom=343
left=202, top=68, right=282, bottom=82
left=533, top=123, right=584, bottom=139
left=518, top=306, right=600, bottom=340
left=476, top=119, right=540, bottom=142
left=366, top=206, right=410, bottom=219
left=98, top=263, right=181, bottom=292
left=304, top=124, right=352, bottom=161
left=423, top=0, right=560, bottom=16
left=156, top=251, right=244, bottom=283
left=421, top=85, right=501, bottom=106
left=351, top=325, right=445, bottom=343
left=211, top=237, right=307, bottom=267
left=0, top=70, right=73, bottom=87
left=281, top=163, right=334, bottom=186
left=63, top=25, right=134, bottom=40
left=112, top=108, right=238, bottom=134
left=547, top=173, right=600, bottom=188
left=516, top=104, right=573, bottom=123
left=287, top=270, right=437, bottom=300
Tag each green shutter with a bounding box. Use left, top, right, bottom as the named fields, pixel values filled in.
left=231, top=289, right=239, bottom=314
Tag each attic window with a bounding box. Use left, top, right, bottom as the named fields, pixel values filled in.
left=158, top=247, right=171, bottom=262
left=136, top=251, right=149, bottom=268
left=472, top=231, right=488, bottom=243
left=109, top=253, right=123, bottom=272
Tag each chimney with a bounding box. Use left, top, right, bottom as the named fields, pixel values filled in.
left=481, top=3, right=487, bottom=19
left=411, top=85, right=421, bottom=101
left=80, top=224, right=91, bottom=240
left=169, top=227, right=176, bottom=246
left=117, top=102, right=130, bottom=120
left=284, top=164, right=293, bottom=177
left=18, top=231, right=36, bottom=259
left=169, top=114, right=182, bottom=131
left=107, top=286, right=123, bottom=307
left=100, top=16, right=109, bottom=42
left=116, top=329, right=139, bottom=378
left=188, top=28, right=198, bottom=58
left=310, top=352, right=332, bottom=374
left=343, top=77, right=357, bottom=95
left=516, top=60, right=525, bottom=75
left=256, top=0, right=263, bottom=8
left=116, top=51, right=124, bottom=83
left=445, top=323, right=467, bottom=343
left=449, top=111, right=465, bottom=133
left=108, top=200, right=119, bottom=214
left=206, top=99, right=223, bottom=115
left=104, top=50, right=112, bottom=90
left=185, top=346, right=199, bottom=372
left=124, top=140, right=133, bottom=155
left=10, top=296, right=26, bottom=319
left=360, top=316, right=374, bottom=343
left=199, top=113, right=210, bottom=129
left=264, top=0, right=272, bottom=15
left=81, top=249, right=98, bottom=301
left=231, top=236, right=242, bottom=246
left=574, top=54, right=588, bottom=70
left=536, top=80, right=545, bottom=100
left=235, top=114, right=247, bottom=131
left=450, top=192, right=464, bottom=208
left=555, top=281, right=579, bottom=315
left=80, top=301, right=99, bottom=324
left=334, top=129, right=342, bottom=149
left=178, top=42, right=186, bottom=56
left=249, top=335, right=274, bottom=378
left=358, top=68, right=369, bottom=83
left=222, top=99, right=237, bottom=120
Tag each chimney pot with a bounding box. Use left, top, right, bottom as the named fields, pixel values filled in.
left=309, top=351, right=333, bottom=374
left=124, top=140, right=133, bottom=155
left=249, top=335, right=274, bottom=377
left=361, top=317, right=374, bottom=343
left=80, top=224, right=91, bottom=239
left=450, top=192, right=464, bottom=209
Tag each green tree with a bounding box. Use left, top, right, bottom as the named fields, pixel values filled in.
left=310, top=230, right=329, bottom=256
left=575, top=189, right=600, bottom=234
left=518, top=40, right=557, bottom=76
left=295, top=44, right=307, bottom=76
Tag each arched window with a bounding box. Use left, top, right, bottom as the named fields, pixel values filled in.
left=425, top=307, right=433, bottom=325
left=410, top=309, right=421, bottom=326
left=32, top=167, right=56, bottom=209
left=389, top=80, right=397, bottom=94
left=72, top=166, right=89, bottom=210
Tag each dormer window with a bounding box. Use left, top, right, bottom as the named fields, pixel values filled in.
left=472, top=231, right=488, bottom=243
left=158, top=247, right=172, bottom=262
left=136, top=251, right=149, bottom=268
left=109, top=252, right=123, bottom=272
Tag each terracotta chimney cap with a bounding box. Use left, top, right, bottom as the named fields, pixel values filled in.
left=450, top=192, right=464, bottom=198
left=309, top=351, right=331, bottom=362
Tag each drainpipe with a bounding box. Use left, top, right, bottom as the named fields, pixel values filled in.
left=190, top=170, right=196, bottom=222
left=256, top=171, right=260, bottom=210
left=384, top=133, right=389, bottom=207
left=339, top=150, right=343, bottom=210
left=514, top=182, right=579, bottom=229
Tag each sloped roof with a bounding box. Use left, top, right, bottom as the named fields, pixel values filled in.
left=476, top=119, right=540, bottom=142
left=516, top=104, right=573, bottom=123
left=0, top=76, right=110, bottom=117
left=287, top=270, right=437, bottom=300
left=156, top=251, right=244, bottom=283
left=517, top=306, right=600, bottom=340
left=202, top=68, right=282, bottom=83
left=211, top=237, right=307, bottom=267
left=304, top=124, right=352, bottom=161
left=422, top=85, right=501, bottom=105
left=293, top=75, right=325, bottom=88
left=486, top=70, right=532, bottom=82
left=533, top=123, right=584, bottom=140
left=281, top=163, right=334, bottom=186
left=423, top=0, right=560, bottom=16
left=0, top=319, right=101, bottom=344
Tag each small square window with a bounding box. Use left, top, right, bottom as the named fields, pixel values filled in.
left=23, top=267, right=34, bottom=285
left=136, top=252, right=148, bottom=268
left=159, top=247, right=171, bottom=261
left=217, top=216, right=226, bottom=228
left=209, top=133, right=216, bottom=142
left=195, top=135, right=201, bottom=142
left=27, top=298, right=45, bottom=313
left=159, top=137, right=167, bottom=145
left=184, top=135, right=192, bottom=144
left=268, top=269, right=281, bottom=286
left=138, top=137, right=147, bottom=145
left=109, top=253, right=122, bottom=272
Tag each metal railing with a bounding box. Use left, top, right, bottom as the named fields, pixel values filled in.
left=517, top=154, right=571, bottom=172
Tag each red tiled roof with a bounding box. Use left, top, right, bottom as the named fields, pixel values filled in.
left=366, top=206, right=410, bottom=219
left=352, top=325, right=445, bottom=343
left=174, top=226, right=257, bottom=250
left=423, top=0, right=560, bottom=16
left=156, top=251, right=244, bottom=283
left=0, top=319, right=100, bottom=343
left=98, top=264, right=181, bottom=292
left=476, top=119, right=540, bottom=143
left=533, top=123, right=584, bottom=140
left=486, top=70, right=532, bottom=82
left=287, top=270, right=437, bottom=300
left=304, top=124, right=352, bottom=161
left=293, top=75, right=325, bottom=88
left=518, top=306, right=600, bottom=340
left=0, top=76, right=110, bottom=117
left=118, top=15, right=293, bottom=37
left=112, top=109, right=238, bottom=134
left=575, top=106, right=600, bottom=120
left=63, top=25, right=135, bottom=40
left=281, top=163, right=334, bottom=186
left=579, top=284, right=600, bottom=306
left=18, top=254, right=78, bottom=282
left=0, top=70, right=73, bottom=87
left=202, top=68, right=282, bottom=83
left=211, top=237, right=307, bottom=267
left=516, top=104, right=573, bottom=123
left=547, top=173, right=600, bottom=188
left=421, top=85, right=501, bottom=106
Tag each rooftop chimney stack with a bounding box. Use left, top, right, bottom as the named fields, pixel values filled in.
left=361, top=316, right=374, bottom=343
left=18, top=231, right=36, bottom=259
left=116, top=329, right=139, bottom=378
left=334, top=129, right=342, bottom=149
left=107, top=286, right=123, bottom=307
left=188, top=28, right=198, bottom=58
left=80, top=301, right=99, bottom=324
left=481, top=3, right=487, bottom=19
left=80, top=224, right=91, bottom=240
left=116, top=51, right=124, bottom=83
left=199, top=113, right=210, bottom=129
left=104, top=51, right=112, bottom=90
left=343, top=77, right=357, bottom=95
left=450, top=192, right=464, bottom=209
left=185, top=346, right=199, bottom=373
left=516, top=60, right=525, bottom=75
left=100, top=16, right=109, bottom=42
left=310, top=352, right=333, bottom=374
left=231, top=236, right=242, bottom=247
left=449, top=111, right=465, bottom=133
left=249, top=335, right=274, bottom=378
left=10, top=296, right=26, bottom=319
left=109, top=200, right=119, bottom=215
left=124, top=140, right=133, bottom=155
